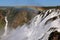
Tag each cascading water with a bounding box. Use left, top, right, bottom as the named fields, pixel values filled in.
left=1, top=9, right=60, bottom=40
left=1, top=16, right=8, bottom=37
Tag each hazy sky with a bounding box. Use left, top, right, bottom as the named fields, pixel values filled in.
left=0, top=0, right=60, bottom=6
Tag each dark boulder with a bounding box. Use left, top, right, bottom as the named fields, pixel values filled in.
left=48, top=31, right=60, bottom=40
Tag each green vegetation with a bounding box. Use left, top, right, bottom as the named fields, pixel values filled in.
left=0, top=20, right=5, bottom=30
left=0, top=9, right=6, bottom=30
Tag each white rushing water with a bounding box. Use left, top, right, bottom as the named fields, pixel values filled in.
left=2, top=16, right=8, bottom=37
left=1, top=9, right=60, bottom=40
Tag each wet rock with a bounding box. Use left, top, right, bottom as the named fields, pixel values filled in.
left=48, top=31, right=60, bottom=40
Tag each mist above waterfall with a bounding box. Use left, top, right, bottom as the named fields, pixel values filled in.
left=1, top=9, right=60, bottom=40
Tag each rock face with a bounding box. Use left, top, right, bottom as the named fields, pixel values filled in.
left=48, top=31, right=60, bottom=40
left=7, top=8, right=39, bottom=28
left=0, top=7, right=41, bottom=29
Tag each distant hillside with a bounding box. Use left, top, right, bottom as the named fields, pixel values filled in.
left=42, top=6, right=59, bottom=10
left=14, top=6, right=60, bottom=10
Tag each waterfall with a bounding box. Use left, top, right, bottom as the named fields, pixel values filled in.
left=2, top=16, right=8, bottom=37
left=1, top=9, right=60, bottom=40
